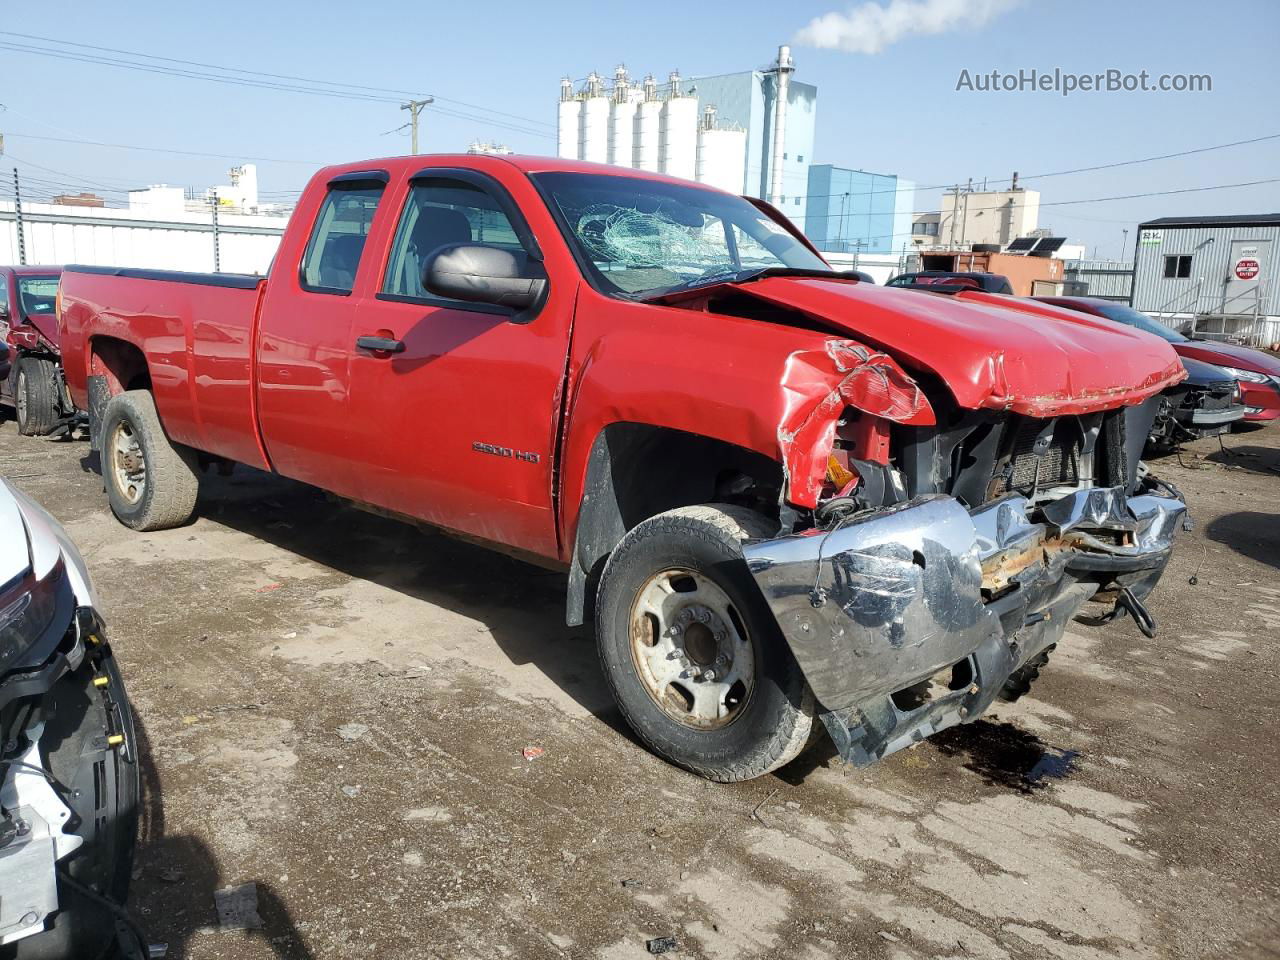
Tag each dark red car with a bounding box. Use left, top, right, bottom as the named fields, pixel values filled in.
left=1036, top=296, right=1280, bottom=423
left=0, top=264, right=72, bottom=435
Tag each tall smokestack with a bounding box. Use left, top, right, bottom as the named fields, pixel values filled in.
left=768, top=44, right=795, bottom=207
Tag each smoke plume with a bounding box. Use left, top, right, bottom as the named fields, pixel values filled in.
left=795, top=0, right=1024, bottom=54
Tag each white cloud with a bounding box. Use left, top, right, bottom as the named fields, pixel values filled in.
left=795, top=0, right=1025, bottom=55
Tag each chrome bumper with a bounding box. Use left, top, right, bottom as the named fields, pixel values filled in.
left=743, top=485, right=1188, bottom=765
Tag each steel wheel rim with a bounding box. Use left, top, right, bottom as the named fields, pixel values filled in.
left=628, top=567, right=756, bottom=730
left=110, top=421, right=146, bottom=505
left=14, top=370, right=26, bottom=423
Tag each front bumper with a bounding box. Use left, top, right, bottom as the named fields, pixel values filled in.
left=743, top=484, right=1188, bottom=766
left=1241, top=380, right=1280, bottom=421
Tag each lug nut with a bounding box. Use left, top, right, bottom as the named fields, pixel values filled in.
left=703, top=669, right=717, bottom=682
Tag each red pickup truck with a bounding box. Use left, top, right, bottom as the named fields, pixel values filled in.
left=2, top=265, right=72, bottom=435
left=58, top=155, right=1189, bottom=780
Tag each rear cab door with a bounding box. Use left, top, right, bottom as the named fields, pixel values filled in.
left=256, top=168, right=392, bottom=499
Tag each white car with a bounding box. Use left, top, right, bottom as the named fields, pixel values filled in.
left=1, top=479, right=141, bottom=957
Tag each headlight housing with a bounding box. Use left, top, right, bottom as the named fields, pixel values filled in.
left=0, top=566, right=62, bottom=674
left=1220, top=365, right=1272, bottom=384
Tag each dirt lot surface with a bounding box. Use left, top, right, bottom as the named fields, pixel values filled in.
left=3, top=423, right=1279, bottom=960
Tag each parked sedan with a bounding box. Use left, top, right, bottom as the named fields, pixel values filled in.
left=1146, top=355, right=1244, bottom=447
left=1036, top=296, right=1280, bottom=423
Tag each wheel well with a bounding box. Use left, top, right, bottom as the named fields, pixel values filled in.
left=89, top=336, right=151, bottom=393
left=565, top=423, right=783, bottom=627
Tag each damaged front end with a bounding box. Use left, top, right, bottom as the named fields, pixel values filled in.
left=748, top=339, right=1190, bottom=767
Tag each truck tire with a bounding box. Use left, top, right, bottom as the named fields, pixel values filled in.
left=595, top=503, right=815, bottom=782
left=15, top=357, right=60, bottom=436
left=100, top=390, right=200, bottom=531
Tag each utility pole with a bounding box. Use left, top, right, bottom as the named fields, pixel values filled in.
left=1121, top=228, right=1129, bottom=262
left=12, top=167, right=26, bottom=265
left=210, top=189, right=221, bottom=273
left=400, top=98, right=434, bottom=154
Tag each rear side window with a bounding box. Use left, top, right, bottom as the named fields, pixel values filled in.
left=382, top=179, right=525, bottom=300
left=300, top=182, right=385, bottom=294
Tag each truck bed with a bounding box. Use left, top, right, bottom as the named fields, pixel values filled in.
left=59, top=265, right=271, bottom=470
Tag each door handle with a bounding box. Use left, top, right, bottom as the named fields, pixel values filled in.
left=356, top=335, right=405, bottom=354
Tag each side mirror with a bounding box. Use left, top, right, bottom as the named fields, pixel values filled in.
left=423, top=244, right=547, bottom=314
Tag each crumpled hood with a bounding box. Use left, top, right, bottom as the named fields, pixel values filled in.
left=737, top=278, right=1187, bottom=417
left=22, top=312, right=61, bottom=350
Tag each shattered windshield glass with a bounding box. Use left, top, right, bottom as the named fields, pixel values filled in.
left=532, top=172, right=829, bottom=299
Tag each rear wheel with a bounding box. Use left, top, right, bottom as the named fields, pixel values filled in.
left=595, top=504, right=814, bottom=782
left=15, top=357, right=59, bottom=436
left=101, top=390, right=200, bottom=531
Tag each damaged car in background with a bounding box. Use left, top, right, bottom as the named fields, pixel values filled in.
left=1, top=480, right=142, bottom=957
left=58, top=155, right=1189, bottom=781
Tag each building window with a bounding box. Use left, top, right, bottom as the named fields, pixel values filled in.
left=1163, top=254, right=1192, bottom=279
left=912, top=222, right=939, bottom=237
left=797, top=155, right=805, bottom=163
left=783, top=153, right=789, bottom=160
left=780, top=195, right=786, bottom=203
left=795, top=198, right=801, bottom=206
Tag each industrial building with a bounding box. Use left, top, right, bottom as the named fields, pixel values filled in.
left=556, top=46, right=816, bottom=230
left=804, top=165, right=914, bottom=255
left=912, top=178, right=1041, bottom=250
left=1131, top=213, right=1280, bottom=346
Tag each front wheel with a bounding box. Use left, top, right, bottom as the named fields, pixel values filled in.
left=595, top=503, right=815, bottom=782
left=15, top=357, right=60, bottom=436
left=101, top=390, right=200, bottom=531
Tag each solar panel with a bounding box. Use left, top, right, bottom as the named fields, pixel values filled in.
left=1005, top=237, right=1037, bottom=253
left=1032, top=237, right=1066, bottom=253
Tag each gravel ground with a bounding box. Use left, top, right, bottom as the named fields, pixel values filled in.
left=2, top=421, right=1278, bottom=960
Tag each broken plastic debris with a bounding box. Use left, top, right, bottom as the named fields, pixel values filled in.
left=646, top=936, right=679, bottom=955
left=522, top=746, right=545, bottom=761
left=213, top=883, right=263, bottom=931
left=341, top=785, right=361, bottom=798
left=336, top=723, right=369, bottom=742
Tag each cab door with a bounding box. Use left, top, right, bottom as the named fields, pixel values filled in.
left=345, top=168, right=573, bottom=559
left=256, top=171, right=389, bottom=498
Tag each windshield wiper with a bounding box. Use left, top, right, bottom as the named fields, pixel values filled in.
left=643, top=266, right=847, bottom=301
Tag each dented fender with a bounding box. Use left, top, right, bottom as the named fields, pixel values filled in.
left=777, top=339, right=932, bottom=509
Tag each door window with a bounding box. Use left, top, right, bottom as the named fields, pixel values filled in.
left=382, top=179, right=525, bottom=301
left=300, top=183, right=385, bottom=294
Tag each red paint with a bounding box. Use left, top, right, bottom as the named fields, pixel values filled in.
left=777, top=340, right=933, bottom=509
left=58, top=155, right=1190, bottom=567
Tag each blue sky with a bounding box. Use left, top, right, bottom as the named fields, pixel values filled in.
left=2, top=0, right=1278, bottom=257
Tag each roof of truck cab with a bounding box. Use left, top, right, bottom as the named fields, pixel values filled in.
left=1, top=265, right=63, bottom=276
left=318, top=154, right=729, bottom=190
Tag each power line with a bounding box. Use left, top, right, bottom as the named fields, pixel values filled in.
left=791, top=132, right=1280, bottom=205
left=0, top=30, right=556, bottom=130
left=0, top=35, right=555, bottom=140
left=3, top=131, right=326, bottom=165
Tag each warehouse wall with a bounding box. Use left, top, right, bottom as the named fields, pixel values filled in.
left=0, top=200, right=287, bottom=275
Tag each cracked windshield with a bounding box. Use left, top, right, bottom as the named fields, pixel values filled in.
left=533, top=171, right=829, bottom=298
